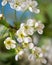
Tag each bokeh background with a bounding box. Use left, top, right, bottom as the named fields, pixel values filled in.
left=0, top=0, right=52, bottom=65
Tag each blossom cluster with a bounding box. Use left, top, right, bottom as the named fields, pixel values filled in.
left=1, top=0, right=47, bottom=64
left=4, top=18, right=46, bottom=64
left=1, top=0, right=40, bottom=13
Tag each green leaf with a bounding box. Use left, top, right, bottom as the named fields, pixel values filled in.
left=0, top=25, right=9, bottom=39
left=0, top=52, right=15, bottom=61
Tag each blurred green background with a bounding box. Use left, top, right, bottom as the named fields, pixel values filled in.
left=0, top=0, right=52, bottom=65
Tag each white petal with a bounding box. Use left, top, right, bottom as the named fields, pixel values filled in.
left=27, top=19, right=34, bottom=26
left=41, top=58, right=47, bottom=64
left=33, top=1, right=38, bottom=7
left=0, top=14, right=3, bottom=17
left=16, top=30, right=20, bottom=36
left=35, top=22, right=39, bottom=28
left=4, top=41, right=6, bottom=44
left=15, top=6, right=22, bottom=11
left=20, top=23, right=25, bottom=28
left=39, top=23, right=45, bottom=29
left=5, top=37, right=11, bottom=41
left=15, top=55, right=19, bottom=61
left=17, top=38, right=23, bottom=43
left=16, top=28, right=27, bottom=36
left=21, top=2, right=27, bottom=11
left=29, top=7, right=33, bottom=12
left=37, top=30, right=43, bottom=34
left=11, top=40, right=16, bottom=44
left=9, top=3, right=14, bottom=9
left=39, top=53, right=43, bottom=57
left=20, top=28, right=28, bottom=36
left=37, top=21, right=45, bottom=29
left=11, top=44, right=16, bottom=49
left=23, top=37, right=32, bottom=43
left=34, top=8, right=40, bottom=14
left=29, top=43, right=34, bottom=49
left=18, top=50, right=24, bottom=55
left=27, top=27, right=34, bottom=35
left=1, top=0, right=7, bottom=6
left=5, top=45, right=11, bottom=50
left=21, top=2, right=26, bottom=8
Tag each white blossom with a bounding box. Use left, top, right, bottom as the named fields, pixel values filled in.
left=9, top=2, right=22, bottom=11
left=16, top=28, right=27, bottom=43
left=20, top=23, right=34, bottom=36
left=15, top=50, right=24, bottom=61
left=26, top=0, right=40, bottom=13
left=35, top=21, right=45, bottom=34
left=9, top=0, right=26, bottom=11
left=4, top=37, right=16, bottom=50
left=32, top=47, right=43, bottom=58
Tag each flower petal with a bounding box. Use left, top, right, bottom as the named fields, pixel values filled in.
left=29, top=7, right=33, bottom=12
left=15, top=6, right=22, bottom=11
left=37, top=30, right=43, bottom=34
left=23, top=37, right=32, bottom=43
left=17, top=38, right=23, bottom=43
left=27, top=19, right=35, bottom=26
left=15, top=55, right=19, bottom=61
left=11, top=44, right=16, bottom=49
left=5, top=45, right=11, bottom=50
left=34, top=8, right=40, bottom=14
left=27, top=27, right=34, bottom=35
left=1, top=0, right=7, bottom=6
left=18, top=50, right=24, bottom=55
left=29, top=43, right=34, bottom=49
